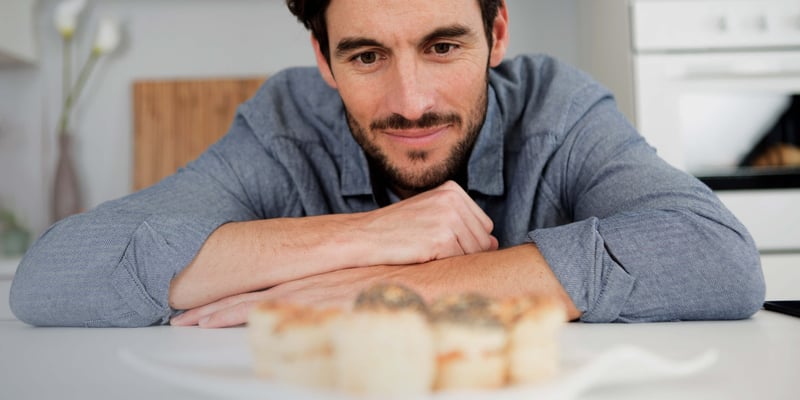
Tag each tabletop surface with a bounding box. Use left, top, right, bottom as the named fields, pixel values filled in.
left=1, top=310, right=798, bottom=400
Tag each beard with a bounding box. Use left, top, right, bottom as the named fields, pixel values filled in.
left=345, top=80, right=489, bottom=196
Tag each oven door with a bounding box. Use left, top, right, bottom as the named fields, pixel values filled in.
left=634, top=51, right=800, bottom=173
left=633, top=51, right=800, bottom=300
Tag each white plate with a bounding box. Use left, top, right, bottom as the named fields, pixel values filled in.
left=119, top=344, right=718, bottom=400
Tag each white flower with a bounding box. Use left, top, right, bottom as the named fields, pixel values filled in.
left=93, top=17, right=121, bottom=55
left=54, top=0, right=87, bottom=38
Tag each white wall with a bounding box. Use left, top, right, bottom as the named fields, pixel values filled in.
left=0, top=0, right=578, bottom=236
left=507, top=0, right=578, bottom=65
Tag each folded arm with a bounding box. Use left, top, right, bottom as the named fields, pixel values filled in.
left=170, top=243, right=580, bottom=328
left=168, top=180, right=498, bottom=310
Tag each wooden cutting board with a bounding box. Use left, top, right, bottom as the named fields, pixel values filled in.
left=132, top=77, right=265, bottom=191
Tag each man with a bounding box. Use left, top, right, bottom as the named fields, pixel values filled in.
left=10, top=0, right=765, bottom=328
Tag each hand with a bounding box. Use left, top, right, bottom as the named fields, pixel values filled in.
left=169, top=245, right=581, bottom=328
left=170, top=265, right=400, bottom=328
left=168, top=181, right=498, bottom=312
left=354, top=180, right=498, bottom=267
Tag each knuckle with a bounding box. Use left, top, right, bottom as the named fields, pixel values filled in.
left=430, top=230, right=458, bottom=250
left=437, top=182, right=463, bottom=198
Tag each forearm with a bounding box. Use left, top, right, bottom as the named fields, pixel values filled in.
left=169, top=214, right=372, bottom=310
left=170, top=181, right=498, bottom=310
left=171, top=243, right=580, bottom=328
left=385, top=244, right=581, bottom=320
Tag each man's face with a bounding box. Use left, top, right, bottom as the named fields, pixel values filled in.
left=316, top=0, right=506, bottom=197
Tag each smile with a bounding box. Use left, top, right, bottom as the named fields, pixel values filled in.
left=383, top=125, right=450, bottom=147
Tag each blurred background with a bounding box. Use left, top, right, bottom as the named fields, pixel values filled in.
left=0, top=0, right=580, bottom=239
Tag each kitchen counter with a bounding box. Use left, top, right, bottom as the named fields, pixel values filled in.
left=0, top=310, right=797, bottom=399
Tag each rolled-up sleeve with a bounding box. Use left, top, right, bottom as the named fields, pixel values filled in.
left=528, top=91, right=765, bottom=322
left=529, top=218, right=635, bottom=322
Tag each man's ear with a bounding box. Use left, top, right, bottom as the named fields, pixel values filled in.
left=312, top=34, right=338, bottom=89
left=489, top=3, right=510, bottom=67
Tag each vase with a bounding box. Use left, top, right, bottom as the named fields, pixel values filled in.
left=52, top=133, right=83, bottom=222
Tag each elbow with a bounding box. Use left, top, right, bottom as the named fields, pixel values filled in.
left=8, top=255, right=80, bottom=327
left=9, top=291, right=48, bottom=327
left=682, top=207, right=766, bottom=321
left=713, top=274, right=765, bottom=321
left=9, top=215, right=177, bottom=327
left=10, top=255, right=169, bottom=328
left=8, top=284, right=30, bottom=325
left=725, top=254, right=765, bottom=320
left=8, top=259, right=57, bottom=327
left=706, top=233, right=765, bottom=320
left=11, top=277, right=166, bottom=328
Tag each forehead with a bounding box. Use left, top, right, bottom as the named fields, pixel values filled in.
left=324, top=0, right=483, bottom=42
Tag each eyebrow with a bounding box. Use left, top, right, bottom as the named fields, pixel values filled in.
left=420, top=24, right=472, bottom=45
left=335, top=38, right=385, bottom=60
left=333, top=24, right=474, bottom=60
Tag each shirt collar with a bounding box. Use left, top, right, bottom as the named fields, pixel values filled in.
left=466, top=85, right=504, bottom=196
left=338, top=115, right=373, bottom=197
left=337, top=84, right=505, bottom=198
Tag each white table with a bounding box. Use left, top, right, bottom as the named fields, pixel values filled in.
left=1, top=310, right=797, bottom=400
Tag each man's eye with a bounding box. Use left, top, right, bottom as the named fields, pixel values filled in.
left=357, top=52, right=378, bottom=64
left=432, top=43, right=455, bottom=55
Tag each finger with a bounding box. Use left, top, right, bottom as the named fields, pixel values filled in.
left=436, top=181, right=494, bottom=234
left=198, top=301, right=253, bottom=328
left=425, top=182, right=493, bottom=255
left=459, top=203, right=498, bottom=252
left=443, top=190, right=495, bottom=252
left=459, top=194, right=494, bottom=235
left=170, top=293, right=251, bottom=326
left=451, top=216, right=485, bottom=255
left=170, top=306, right=213, bottom=326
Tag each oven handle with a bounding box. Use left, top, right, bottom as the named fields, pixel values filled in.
left=678, top=66, right=800, bottom=81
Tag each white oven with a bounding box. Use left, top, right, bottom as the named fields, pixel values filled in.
left=578, top=0, right=800, bottom=300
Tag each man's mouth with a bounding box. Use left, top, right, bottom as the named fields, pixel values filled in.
left=383, top=125, right=450, bottom=147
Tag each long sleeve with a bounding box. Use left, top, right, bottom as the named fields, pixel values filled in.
left=527, top=87, right=766, bottom=322
left=9, top=114, right=286, bottom=327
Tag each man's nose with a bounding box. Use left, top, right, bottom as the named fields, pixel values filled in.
left=385, top=57, right=435, bottom=122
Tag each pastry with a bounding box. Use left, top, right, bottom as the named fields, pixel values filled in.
left=331, top=283, right=435, bottom=395
left=430, top=292, right=508, bottom=390
left=247, top=301, right=341, bottom=388
left=505, top=296, right=567, bottom=384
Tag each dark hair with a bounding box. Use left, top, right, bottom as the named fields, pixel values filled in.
left=286, top=0, right=504, bottom=65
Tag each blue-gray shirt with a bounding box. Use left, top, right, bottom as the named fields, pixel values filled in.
left=10, top=55, right=765, bottom=327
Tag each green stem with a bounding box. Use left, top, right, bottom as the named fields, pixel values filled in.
left=58, top=50, right=100, bottom=135
left=62, top=35, right=72, bottom=104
